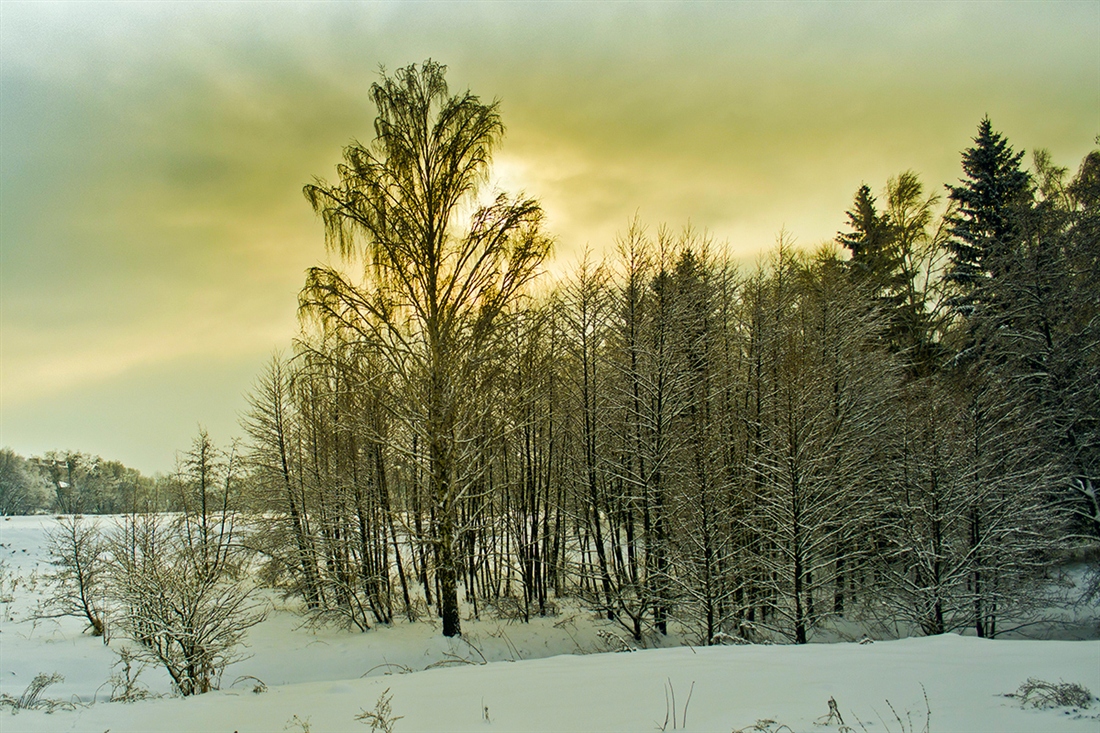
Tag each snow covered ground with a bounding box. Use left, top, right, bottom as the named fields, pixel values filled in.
left=2, top=515, right=1099, bottom=732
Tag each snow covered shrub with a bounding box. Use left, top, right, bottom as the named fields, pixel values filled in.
left=230, top=674, right=268, bottom=694
left=710, top=630, right=752, bottom=645
left=107, top=511, right=266, bottom=696
left=595, top=628, right=636, bottom=652
left=104, top=433, right=267, bottom=696
left=1012, top=678, right=1093, bottom=709
left=39, top=514, right=108, bottom=638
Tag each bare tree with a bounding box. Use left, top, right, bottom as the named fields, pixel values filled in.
left=40, top=514, right=108, bottom=638
left=243, top=354, right=324, bottom=608
left=108, top=514, right=265, bottom=695
left=559, top=252, right=618, bottom=621
left=107, top=434, right=265, bottom=696
left=302, top=60, right=550, bottom=637
left=743, top=245, right=897, bottom=642
left=665, top=243, right=744, bottom=645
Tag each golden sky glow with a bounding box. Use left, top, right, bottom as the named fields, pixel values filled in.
left=2, top=1, right=1097, bottom=472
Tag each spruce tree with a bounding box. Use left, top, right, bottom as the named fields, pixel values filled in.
left=944, top=117, right=1032, bottom=317
left=837, top=184, right=899, bottom=299
left=837, top=183, right=908, bottom=359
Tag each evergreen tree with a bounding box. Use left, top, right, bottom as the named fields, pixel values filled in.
left=944, top=117, right=1032, bottom=317
left=837, top=184, right=901, bottom=300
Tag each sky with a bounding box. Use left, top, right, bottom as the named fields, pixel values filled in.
left=2, top=1, right=1097, bottom=475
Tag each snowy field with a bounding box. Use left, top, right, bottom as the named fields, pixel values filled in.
left=2, top=515, right=1099, bottom=733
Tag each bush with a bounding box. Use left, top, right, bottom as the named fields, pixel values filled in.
left=40, top=515, right=108, bottom=638
left=108, top=512, right=265, bottom=696
left=1013, top=678, right=1094, bottom=709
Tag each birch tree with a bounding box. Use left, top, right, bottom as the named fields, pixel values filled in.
left=302, top=60, right=550, bottom=637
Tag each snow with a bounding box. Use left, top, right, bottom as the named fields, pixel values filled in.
left=2, top=515, right=1099, bottom=732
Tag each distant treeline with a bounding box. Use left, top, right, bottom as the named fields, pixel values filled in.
left=0, top=449, right=180, bottom=515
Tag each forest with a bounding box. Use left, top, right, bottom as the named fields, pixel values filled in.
left=0, top=448, right=163, bottom=517
left=237, top=60, right=1099, bottom=645
left=7, top=61, right=1098, bottom=677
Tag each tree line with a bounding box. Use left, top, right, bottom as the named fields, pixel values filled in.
left=0, top=448, right=171, bottom=516
left=22, top=61, right=1099, bottom=659
left=238, top=61, right=1099, bottom=644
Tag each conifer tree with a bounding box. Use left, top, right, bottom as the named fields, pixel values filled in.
left=945, top=117, right=1032, bottom=318
left=837, top=184, right=900, bottom=300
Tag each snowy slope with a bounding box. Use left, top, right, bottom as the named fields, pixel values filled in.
left=2, top=516, right=1098, bottom=733
left=4, top=635, right=1099, bottom=733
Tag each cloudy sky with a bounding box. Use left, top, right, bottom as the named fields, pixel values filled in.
left=2, top=1, right=1097, bottom=474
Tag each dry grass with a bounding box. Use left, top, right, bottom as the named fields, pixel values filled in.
left=0, top=673, right=78, bottom=713
left=1012, top=678, right=1094, bottom=709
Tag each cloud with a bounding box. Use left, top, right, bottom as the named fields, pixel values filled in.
left=1, top=1, right=1096, bottom=470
